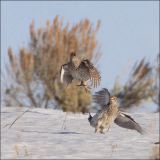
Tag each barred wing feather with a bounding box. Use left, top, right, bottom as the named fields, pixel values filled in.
left=81, top=59, right=101, bottom=88
left=114, top=112, right=144, bottom=134
left=93, top=88, right=110, bottom=106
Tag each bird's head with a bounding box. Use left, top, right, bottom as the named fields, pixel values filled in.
left=109, top=96, right=117, bottom=104
left=88, top=112, right=92, bottom=122
left=70, top=52, right=76, bottom=58
left=70, top=52, right=80, bottom=68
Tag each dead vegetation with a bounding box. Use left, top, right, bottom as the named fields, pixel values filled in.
left=2, top=16, right=159, bottom=113
left=3, top=16, right=101, bottom=113
left=112, top=57, right=159, bottom=110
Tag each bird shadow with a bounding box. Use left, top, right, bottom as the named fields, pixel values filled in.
left=20, top=130, right=82, bottom=135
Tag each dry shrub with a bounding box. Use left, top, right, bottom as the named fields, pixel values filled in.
left=3, top=16, right=101, bottom=113
left=112, top=58, right=157, bottom=109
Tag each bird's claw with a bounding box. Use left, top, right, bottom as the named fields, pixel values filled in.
left=76, top=83, right=90, bottom=93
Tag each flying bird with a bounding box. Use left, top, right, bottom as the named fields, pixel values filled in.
left=60, top=52, right=101, bottom=91
left=88, top=88, right=144, bottom=134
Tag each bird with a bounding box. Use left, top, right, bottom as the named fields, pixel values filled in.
left=88, top=88, right=144, bottom=134
left=60, top=52, right=101, bottom=92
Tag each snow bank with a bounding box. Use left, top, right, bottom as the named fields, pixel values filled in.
left=1, top=107, right=159, bottom=159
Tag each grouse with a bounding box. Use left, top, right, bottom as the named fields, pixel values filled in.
left=60, top=52, right=101, bottom=91
left=88, top=88, right=144, bottom=134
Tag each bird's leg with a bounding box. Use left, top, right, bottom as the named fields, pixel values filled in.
left=84, top=85, right=90, bottom=93
left=95, top=122, right=101, bottom=133
left=77, top=81, right=90, bottom=93
left=95, top=127, right=99, bottom=133
left=100, top=126, right=105, bottom=134
left=77, top=81, right=84, bottom=86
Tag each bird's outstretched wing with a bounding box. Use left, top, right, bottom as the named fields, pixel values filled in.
left=81, top=59, right=101, bottom=88
left=93, top=88, right=110, bottom=106
left=60, top=64, right=73, bottom=86
left=114, top=112, right=145, bottom=134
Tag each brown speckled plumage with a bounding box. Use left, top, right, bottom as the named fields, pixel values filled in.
left=88, top=88, right=144, bottom=134
left=60, top=52, right=101, bottom=89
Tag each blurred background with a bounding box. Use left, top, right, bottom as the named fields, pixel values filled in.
left=1, top=1, right=159, bottom=113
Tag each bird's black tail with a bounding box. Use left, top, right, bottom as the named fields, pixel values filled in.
left=88, top=112, right=92, bottom=122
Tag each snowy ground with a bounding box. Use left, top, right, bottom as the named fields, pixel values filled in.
left=1, top=106, right=159, bottom=159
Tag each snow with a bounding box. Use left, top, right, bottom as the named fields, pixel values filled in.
left=1, top=106, right=159, bottom=159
